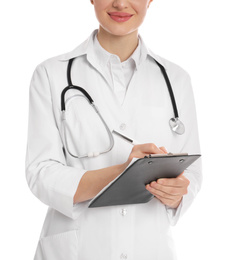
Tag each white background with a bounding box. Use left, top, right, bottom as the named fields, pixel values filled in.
left=1, top=0, right=238, bottom=259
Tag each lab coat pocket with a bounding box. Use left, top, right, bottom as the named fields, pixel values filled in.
left=40, top=230, right=78, bottom=260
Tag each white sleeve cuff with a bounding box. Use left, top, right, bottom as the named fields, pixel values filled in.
left=27, top=162, right=88, bottom=220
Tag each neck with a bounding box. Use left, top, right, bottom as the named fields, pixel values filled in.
left=97, top=26, right=139, bottom=62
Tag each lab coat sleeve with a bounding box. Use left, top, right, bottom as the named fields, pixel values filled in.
left=25, top=64, right=88, bottom=220
left=166, top=73, right=202, bottom=226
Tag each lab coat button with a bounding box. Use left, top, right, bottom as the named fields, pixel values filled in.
left=120, top=253, right=127, bottom=259
left=121, top=209, right=127, bottom=216
left=119, top=123, right=126, bottom=131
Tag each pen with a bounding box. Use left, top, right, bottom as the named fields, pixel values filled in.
left=112, top=130, right=139, bottom=145
left=112, top=130, right=172, bottom=156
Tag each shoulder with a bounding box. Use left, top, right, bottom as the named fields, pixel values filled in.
left=34, top=53, right=70, bottom=73
left=34, top=31, right=94, bottom=72
left=145, top=48, right=194, bottom=102
left=147, top=48, right=191, bottom=83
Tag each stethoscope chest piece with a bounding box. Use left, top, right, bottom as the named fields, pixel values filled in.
left=169, top=118, right=185, bottom=135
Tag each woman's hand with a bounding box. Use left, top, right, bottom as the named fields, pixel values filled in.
left=146, top=172, right=190, bottom=208
left=74, top=143, right=167, bottom=204
left=124, top=143, right=190, bottom=209
left=125, top=143, right=167, bottom=166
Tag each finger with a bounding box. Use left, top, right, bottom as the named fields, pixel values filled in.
left=177, top=171, right=185, bottom=178
left=157, top=174, right=190, bottom=188
left=149, top=181, right=185, bottom=196
left=146, top=185, right=182, bottom=202
left=157, top=149, right=165, bottom=155
left=146, top=185, right=178, bottom=199
left=131, top=143, right=163, bottom=158
left=159, top=146, right=168, bottom=154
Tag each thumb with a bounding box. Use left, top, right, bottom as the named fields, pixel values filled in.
left=177, top=171, right=184, bottom=178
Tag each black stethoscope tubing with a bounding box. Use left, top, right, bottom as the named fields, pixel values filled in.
left=61, top=58, right=179, bottom=120
left=60, top=57, right=186, bottom=158
left=62, top=57, right=186, bottom=140
left=153, top=59, right=179, bottom=119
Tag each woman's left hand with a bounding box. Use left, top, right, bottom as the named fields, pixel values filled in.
left=145, top=173, right=190, bottom=208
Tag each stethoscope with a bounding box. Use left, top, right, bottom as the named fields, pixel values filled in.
left=61, top=58, right=185, bottom=159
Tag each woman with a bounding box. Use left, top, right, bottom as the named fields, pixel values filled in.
left=26, top=0, right=202, bottom=259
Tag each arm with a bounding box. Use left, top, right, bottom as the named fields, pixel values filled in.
left=146, top=171, right=189, bottom=209
left=26, top=64, right=88, bottom=220
left=26, top=64, right=166, bottom=218
left=73, top=163, right=127, bottom=204
left=74, top=144, right=167, bottom=203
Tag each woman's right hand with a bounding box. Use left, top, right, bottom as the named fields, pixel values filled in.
left=124, top=143, right=167, bottom=167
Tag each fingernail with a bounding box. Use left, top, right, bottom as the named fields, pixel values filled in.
left=157, top=179, right=164, bottom=184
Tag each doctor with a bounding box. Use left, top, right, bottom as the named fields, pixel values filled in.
left=26, top=0, right=202, bottom=259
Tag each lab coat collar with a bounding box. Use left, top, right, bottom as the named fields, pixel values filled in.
left=92, top=31, right=142, bottom=70
left=58, top=29, right=167, bottom=69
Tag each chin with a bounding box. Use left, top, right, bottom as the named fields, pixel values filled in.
left=102, top=25, right=137, bottom=37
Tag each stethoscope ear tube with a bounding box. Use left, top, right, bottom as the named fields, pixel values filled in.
left=67, top=58, right=74, bottom=86
left=61, top=58, right=94, bottom=111
left=153, top=59, right=179, bottom=119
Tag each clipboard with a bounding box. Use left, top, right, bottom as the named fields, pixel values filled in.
left=88, top=153, right=201, bottom=208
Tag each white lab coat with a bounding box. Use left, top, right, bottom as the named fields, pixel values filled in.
left=26, top=29, right=202, bottom=260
